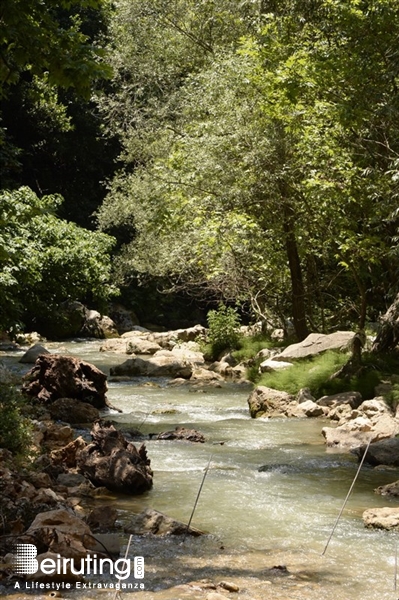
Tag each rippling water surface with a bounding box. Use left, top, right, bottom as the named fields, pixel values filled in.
left=3, top=339, right=399, bottom=600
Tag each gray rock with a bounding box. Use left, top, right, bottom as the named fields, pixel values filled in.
left=20, top=343, right=50, bottom=363
left=351, top=437, right=399, bottom=466
left=375, top=480, right=399, bottom=497
left=110, top=354, right=193, bottom=379
left=57, top=472, right=87, bottom=487
left=297, top=388, right=316, bottom=403
left=322, top=425, right=372, bottom=450
left=126, top=338, right=162, bottom=355
left=289, top=400, right=325, bottom=418
left=273, top=331, right=354, bottom=361
left=317, top=391, right=363, bottom=409
left=125, top=508, right=203, bottom=536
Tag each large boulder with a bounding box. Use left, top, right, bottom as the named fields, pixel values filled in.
left=273, top=331, right=354, bottom=361
left=362, top=507, right=399, bottom=530
left=317, top=391, right=363, bottom=410
left=351, top=437, right=399, bottom=466
left=109, top=304, right=140, bottom=334
left=324, top=398, right=399, bottom=450
left=22, top=354, right=108, bottom=408
left=25, top=508, right=98, bottom=559
left=126, top=338, right=162, bottom=355
left=110, top=353, right=193, bottom=379
left=288, top=400, right=325, bottom=418
left=247, top=386, right=294, bottom=418
left=37, top=300, right=87, bottom=339
left=322, top=424, right=372, bottom=450
left=76, top=420, right=153, bottom=494
left=80, top=310, right=119, bottom=339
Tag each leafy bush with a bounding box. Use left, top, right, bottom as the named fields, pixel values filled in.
left=0, top=187, right=118, bottom=332
left=0, top=385, right=32, bottom=455
left=206, top=304, right=241, bottom=359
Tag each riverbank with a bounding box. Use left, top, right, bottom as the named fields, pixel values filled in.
left=1, top=338, right=399, bottom=600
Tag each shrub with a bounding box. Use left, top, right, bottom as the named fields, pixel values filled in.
left=0, top=384, right=32, bottom=455
left=207, top=304, right=241, bottom=359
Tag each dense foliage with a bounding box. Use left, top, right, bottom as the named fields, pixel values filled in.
left=0, top=187, right=117, bottom=332
left=2, top=0, right=399, bottom=339
left=98, top=0, right=399, bottom=338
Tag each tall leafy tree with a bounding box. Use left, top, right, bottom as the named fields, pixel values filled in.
left=99, top=0, right=399, bottom=337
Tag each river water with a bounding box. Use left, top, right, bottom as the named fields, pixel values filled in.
left=3, top=340, right=399, bottom=600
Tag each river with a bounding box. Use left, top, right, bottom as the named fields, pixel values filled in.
left=2, top=339, right=399, bottom=600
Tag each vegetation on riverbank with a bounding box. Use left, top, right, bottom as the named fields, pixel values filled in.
left=2, top=1, right=399, bottom=345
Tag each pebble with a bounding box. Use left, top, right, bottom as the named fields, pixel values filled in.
left=219, top=580, right=240, bottom=592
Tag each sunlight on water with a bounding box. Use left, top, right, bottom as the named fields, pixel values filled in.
left=3, top=340, right=399, bottom=600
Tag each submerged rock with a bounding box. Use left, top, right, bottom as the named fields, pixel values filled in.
left=125, top=508, right=203, bottom=536
left=155, top=427, right=206, bottom=443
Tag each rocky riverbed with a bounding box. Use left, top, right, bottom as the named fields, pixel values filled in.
left=2, top=329, right=399, bottom=600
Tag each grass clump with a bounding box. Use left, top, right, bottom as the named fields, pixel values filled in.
left=258, top=351, right=349, bottom=396
left=257, top=349, right=388, bottom=399
left=232, top=334, right=274, bottom=362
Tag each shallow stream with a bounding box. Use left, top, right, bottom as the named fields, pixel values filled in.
left=3, top=340, right=399, bottom=600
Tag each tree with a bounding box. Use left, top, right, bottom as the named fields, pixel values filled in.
left=0, top=0, right=112, bottom=95
left=98, top=0, right=399, bottom=338
left=0, top=187, right=117, bottom=332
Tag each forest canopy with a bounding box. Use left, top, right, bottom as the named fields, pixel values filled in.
left=1, top=0, right=399, bottom=338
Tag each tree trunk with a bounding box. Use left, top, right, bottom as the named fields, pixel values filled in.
left=371, top=292, right=399, bottom=353
left=283, top=206, right=309, bottom=341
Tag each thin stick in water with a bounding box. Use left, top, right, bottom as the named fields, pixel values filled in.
left=394, top=541, right=398, bottom=591
left=113, top=533, right=133, bottom=600
left=322, top=438, right=372, bottom=556
left=183, top=453, right=213, bottom=542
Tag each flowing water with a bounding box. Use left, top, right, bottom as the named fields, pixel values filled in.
left=3, top=340, right=399, bottom=600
